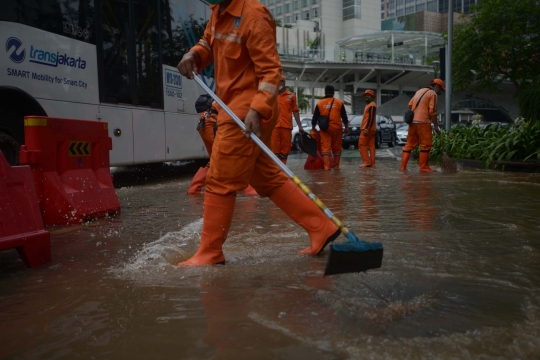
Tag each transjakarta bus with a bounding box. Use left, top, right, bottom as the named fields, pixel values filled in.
left=1, top=0, right=215, bottom=166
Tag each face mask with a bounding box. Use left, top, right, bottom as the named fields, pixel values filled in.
left=364, top=97, right=372, bottom=103
left=206, top=0, right=225, bottom=4
left=279, top=85, right=284, bottom=91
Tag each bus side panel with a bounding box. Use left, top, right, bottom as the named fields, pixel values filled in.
left=100, top=106, right=134, bottom=166
left=162, top=64, right=207, bottom=161
left=165, top=113, right=207, bottom=161
left=37, top=99, right=98, bottom=123
left=133, top=110, right=166, bottom=164
left=1, top=22, right=99, bottom=105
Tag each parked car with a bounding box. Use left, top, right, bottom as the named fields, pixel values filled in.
left=342, top=113, right=397, bottom=149
left=396, top=123, right=408, bottom=145
left=291, top=115, right=314, bottom=150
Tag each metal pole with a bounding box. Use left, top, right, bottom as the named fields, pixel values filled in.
left=391, top=32, right=395, bottom=63
left=445, top=0, right=453, bottom=130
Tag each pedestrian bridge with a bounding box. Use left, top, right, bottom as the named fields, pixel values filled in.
left=280, top=30, right=444, bottom=103
left=281, top=59, right=437, bottom=107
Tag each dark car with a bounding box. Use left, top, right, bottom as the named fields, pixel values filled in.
left=342, top=114, right=397, bottom=149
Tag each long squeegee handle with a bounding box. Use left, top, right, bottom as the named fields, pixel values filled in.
left=192, top=72, right=350, bottom=236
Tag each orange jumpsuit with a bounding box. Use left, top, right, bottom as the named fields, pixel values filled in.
left=190, top=0, right=285, bottom=196
left=178, top=0, right=340, bottom=267
left=403, top=88, right=437, bottom=153
left=312, top=96, right=348, bottom=169
left=198, top=104, right=218, bottom=160
left=358, top=102, right=377, bottom=167
left=272, top=89, right=299, bottom=162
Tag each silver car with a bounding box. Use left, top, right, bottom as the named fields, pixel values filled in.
left=396, top=123, right=408, bottom=145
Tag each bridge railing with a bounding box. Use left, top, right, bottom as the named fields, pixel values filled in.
left=277, top=45, right=432, bottom=66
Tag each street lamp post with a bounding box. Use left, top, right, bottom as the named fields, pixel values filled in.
left=445, top=0, right=453, bottom=130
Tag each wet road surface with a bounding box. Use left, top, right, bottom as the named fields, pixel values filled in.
left=1, top=149, right=540, bottom=359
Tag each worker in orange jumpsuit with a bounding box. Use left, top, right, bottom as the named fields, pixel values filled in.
left=188, top=99, right=258, bottom=195
left=176, top=0, right=340, bottom=266
left=358, top=89, right=377, bottom=168
left=401, top=79, right=444, bottom=172
left=187, top=100, right=218, bottom=194
left=272, top=75, right=303, bottom=164
left=312, top=85, right=349, bottom=170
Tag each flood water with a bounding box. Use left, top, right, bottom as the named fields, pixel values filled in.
left=1, top=152, right=540, bottom=359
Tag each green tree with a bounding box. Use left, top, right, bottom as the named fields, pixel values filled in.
left=452, top=0, right=540, bottom=97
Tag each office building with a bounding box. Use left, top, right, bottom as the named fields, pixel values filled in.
left=381, top=0, right=479, bottom=20
left=260, top=0, right=381, bottom=53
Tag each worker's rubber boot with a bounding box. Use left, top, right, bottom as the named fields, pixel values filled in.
left=400, top=151, right=411, bottom=171
left=370, top=146, right=376, bottom=167
left=270, top=179, right=341, bottom=255
left=177, top=192, right=236, bottom=266
left=333, top=155, right=341, bottom=169
left=322, top=155, right=331, bottom=171
left=419, top=151, right=437, bottom=172
left=187, top=167, right=208, bottom=194
left=359, top=147, right=371, bottom=167
left=243, top=185, right=258, bottom=195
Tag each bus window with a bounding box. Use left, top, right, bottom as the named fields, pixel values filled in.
left=99, top=0, right=132, bottom=104
left=0, top=0, right=17, bottom=22
left=1, top=0, right=95, bottom=44
left=161, top=0, right=212, bottom=77
left=135, top=0, right=161, bottom=107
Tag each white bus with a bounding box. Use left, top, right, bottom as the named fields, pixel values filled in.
left=1, top=0, right=214, bottom=166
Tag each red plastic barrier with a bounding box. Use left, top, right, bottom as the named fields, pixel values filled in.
left=0, top=151, right=51, bottom=268
left=304, top=130, right=334, bottom=170
left=19, top=116, right=120, bottom=226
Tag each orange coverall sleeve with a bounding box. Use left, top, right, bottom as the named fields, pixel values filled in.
left=190, top=25, right=214, bottom=72
left=246, top=17, right=281, bottom=120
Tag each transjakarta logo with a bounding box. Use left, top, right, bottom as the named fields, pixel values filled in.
left=5, top=37, right=86, bottom=69
left=5, top=37, right=25, bottom=63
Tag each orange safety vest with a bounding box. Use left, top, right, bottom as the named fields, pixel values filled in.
left=276, top=90, right=299, bottom=129
left=408, top=88, right=438, bottom=124
left=316, top=97, right=345, bottom=130
left=190, top=0, right=281, bottom=122
left=361, top=102, right=377, bottom=131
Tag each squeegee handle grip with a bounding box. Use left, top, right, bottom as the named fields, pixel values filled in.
left=192, top=73, right=350, bottom=235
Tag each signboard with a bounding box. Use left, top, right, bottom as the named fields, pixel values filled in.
left=1, top=22, right=99, bottom=104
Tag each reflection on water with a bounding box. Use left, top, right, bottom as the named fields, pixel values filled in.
left=1, top=156, right=540, bottom=359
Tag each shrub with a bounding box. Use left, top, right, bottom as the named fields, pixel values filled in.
left=414, top=122, right=540, bottom=167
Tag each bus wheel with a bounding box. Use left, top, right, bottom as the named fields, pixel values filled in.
left=0, top=131, right=20, bottom=166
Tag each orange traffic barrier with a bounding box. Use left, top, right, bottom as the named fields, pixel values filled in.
left=0, top=151, right=51, bottom=268
left=304, top=130, right=334, bottom=170
left=19, top=116, right=120, bottom=226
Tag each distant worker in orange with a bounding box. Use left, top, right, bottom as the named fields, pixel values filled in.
left=176, top=0, right=340, bottom=266
left=312, top=85, right=349, bottom=170
left=358, top=89, right=377, bottom=167
left=400, top=79, right=444, bottom=172
left=272, top=75, right=304, bottom=164
left=187, top=96, right=218, bottom=194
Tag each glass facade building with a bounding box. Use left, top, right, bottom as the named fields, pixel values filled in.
left=381, top=0, right=479, bottom=20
